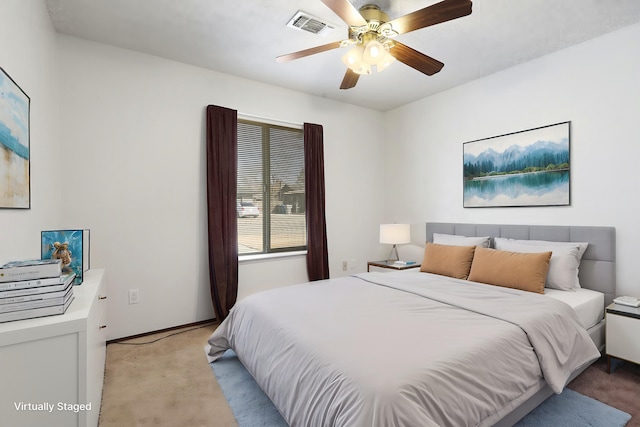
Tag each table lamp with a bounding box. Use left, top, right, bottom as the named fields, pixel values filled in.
left=379, top=224, right=411, bottom=262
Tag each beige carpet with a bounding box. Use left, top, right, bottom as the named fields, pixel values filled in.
left=100, top=323, right=639, bottom=427
left=99, top=323, right=237, bottom=427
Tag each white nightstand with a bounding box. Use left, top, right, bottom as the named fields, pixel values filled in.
left=605, top=302, right=640, bottom=373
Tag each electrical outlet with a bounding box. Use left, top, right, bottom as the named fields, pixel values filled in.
left=128, top=289, right=139, bottom=305
left=342, top=261, right=348, bottom=271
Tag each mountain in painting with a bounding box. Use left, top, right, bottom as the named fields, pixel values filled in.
left=463, top=139, right=568, bottom=178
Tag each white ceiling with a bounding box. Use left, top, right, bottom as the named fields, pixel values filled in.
left=45, top=0, right=640, bottom=111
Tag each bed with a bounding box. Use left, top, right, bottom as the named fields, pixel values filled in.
left=207, top=222, right=616, bottom=426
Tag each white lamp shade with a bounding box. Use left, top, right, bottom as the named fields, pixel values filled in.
left=379, top=224, right=411, bottom=244
left=343, top=40, right=395, bottom=75
left=363, top=40, right=384, bottom=63
left=376, top=51, right=396, bottom=72
left=342, top=46, right=363, bottom=70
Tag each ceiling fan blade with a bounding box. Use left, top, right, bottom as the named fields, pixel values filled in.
left=388, top=41, right=444, bottom=76
left=321, top=0, right=368, bottom=27
left=386, top=0, right=472, bottom=35
left=276, top=41, right=342, bottom=63
left=340, top=68, right=360, bottom=90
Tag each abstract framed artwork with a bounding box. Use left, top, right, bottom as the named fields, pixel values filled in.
left=0, top=67, right=30, bottom=209
left=463, top=121, right=570, bottom=208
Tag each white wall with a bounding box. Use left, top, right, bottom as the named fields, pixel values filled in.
left=0, top=1, right=63, bottom=262
left=384, top=24, right=640, bottom=298
left=56, top=36, right=387, bottom=339
left=7, top=1, right=637, bottom=340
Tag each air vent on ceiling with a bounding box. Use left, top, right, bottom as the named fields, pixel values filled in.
left=286, top=11, right=335, bottom=37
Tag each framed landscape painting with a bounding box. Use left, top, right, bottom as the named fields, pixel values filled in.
left=0, top=67, right=30, bottom=209
left=463, top=122, right=570, bottom=208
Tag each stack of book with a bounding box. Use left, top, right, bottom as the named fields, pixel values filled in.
left=0, top=259, right=76, bottom=323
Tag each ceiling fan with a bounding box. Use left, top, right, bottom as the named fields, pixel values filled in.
left=276, top=0, right=472, bottom=90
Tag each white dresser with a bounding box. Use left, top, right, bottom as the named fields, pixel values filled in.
left=0, top=269, right=107, bottom=427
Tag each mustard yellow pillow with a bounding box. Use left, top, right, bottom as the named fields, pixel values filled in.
left=420, top=243, right=476, bottom=279
left=467, top=247, right=552, bottom=294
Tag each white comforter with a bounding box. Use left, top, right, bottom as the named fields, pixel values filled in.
left=207, top=271, right=600, bottom=427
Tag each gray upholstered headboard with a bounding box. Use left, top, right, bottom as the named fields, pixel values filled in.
left=426, top=222, right=616, bottom=306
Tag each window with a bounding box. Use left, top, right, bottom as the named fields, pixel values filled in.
left=237, top=119, right=306, bottom=255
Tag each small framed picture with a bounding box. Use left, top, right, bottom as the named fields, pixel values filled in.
left=41, top=229, right=90, bottom=285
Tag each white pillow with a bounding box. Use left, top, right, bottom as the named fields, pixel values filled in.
left=494, top=238, right=588, bottom=290
left=515, top=239, right=588, bottom=262
left=433, top=233, right=490, bottom=248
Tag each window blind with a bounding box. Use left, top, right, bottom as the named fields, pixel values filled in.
left=237, top=120, right=306, bottom=254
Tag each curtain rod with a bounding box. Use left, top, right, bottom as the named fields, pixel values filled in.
left=238, top=112, right=303, bottom=130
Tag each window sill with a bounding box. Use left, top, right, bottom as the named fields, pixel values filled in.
left=239, top=251, right=307, bottom=263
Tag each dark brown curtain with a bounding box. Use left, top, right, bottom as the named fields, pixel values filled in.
left=206, top=105, right=238, bottom=321
left=304, top=123, right=330, bottom=281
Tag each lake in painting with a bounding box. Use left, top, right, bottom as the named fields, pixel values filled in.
left=463, top=170, right=569, bottom=207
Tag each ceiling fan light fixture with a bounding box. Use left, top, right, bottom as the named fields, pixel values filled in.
left=357, top=39, right=395, bottom=73
left=342, top=45, right=364, bottom=69
left=342, top=45, right=371, bottom=74
left=342, top=45, right=374, bottom=75
left=363, top=39, right=384, bottom=62
left=375, top=50, right=396, bottom=72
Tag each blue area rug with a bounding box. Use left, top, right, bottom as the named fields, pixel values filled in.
left=514, top=388, right=631, bottom=427
left=211, top=350, right=287, bottom=427
left=210, top=350, right=631, bottom=427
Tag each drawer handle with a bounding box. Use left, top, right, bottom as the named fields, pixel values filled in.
left=99, top=295, right=107, bottom=300
left=99, top=325, right=107, bottom=329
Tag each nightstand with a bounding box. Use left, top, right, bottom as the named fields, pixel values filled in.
left=605, top=302, right=640, bottom=373
left=367, top=261, right=421, bottom=272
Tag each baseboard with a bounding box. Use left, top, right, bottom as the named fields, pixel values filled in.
left=107, top=318, right=217, bottom=344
